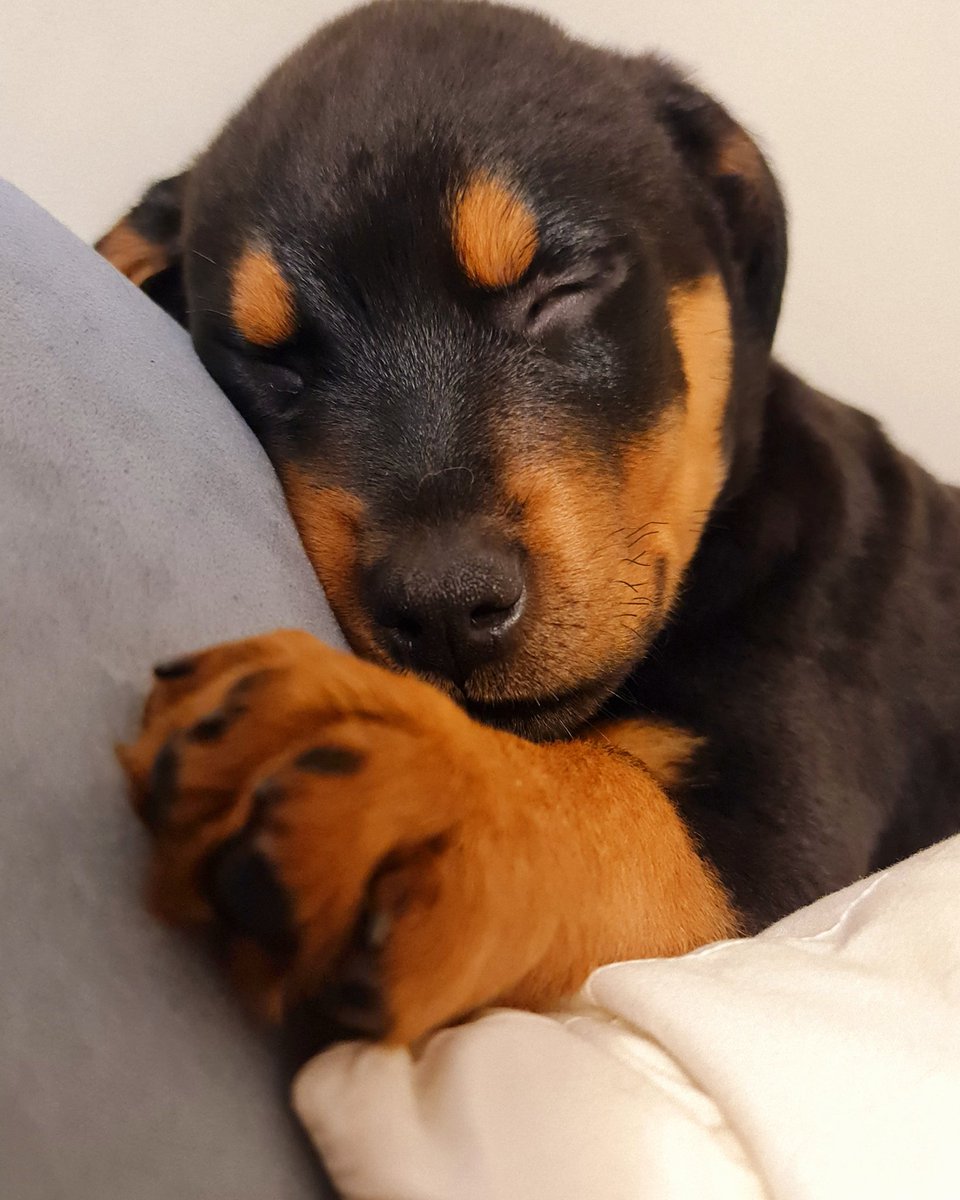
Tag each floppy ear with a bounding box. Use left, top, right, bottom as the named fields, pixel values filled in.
left=648, top=61, right=787, bottom=345
left=95, top=173, right=188, bottom=325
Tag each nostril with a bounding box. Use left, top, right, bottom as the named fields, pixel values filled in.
left=469, top=586, right=525, bottom=633
left=381, top=611, right=423, bottom=641
left=470, top=601, right=512, bottom=628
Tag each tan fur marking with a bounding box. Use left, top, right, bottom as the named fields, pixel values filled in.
left=95, top=219, right=169, bottom=285
left=494, top=734, right=741, bottom=1020
left=451, top=173, right=538, bottom=288
left=279, top=467, right=387, bottom=665
left=622, top=274, right=732, bottom=603
left=594, top=719, right=705, bottom=790
left=495, top=451, right=630, bottom=698
left=230, top=246, right=296, bottom=346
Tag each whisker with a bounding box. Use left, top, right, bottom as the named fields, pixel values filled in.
left=191, top=307, right=232, bottom=318
left=628, top=527, right=668, bottom=548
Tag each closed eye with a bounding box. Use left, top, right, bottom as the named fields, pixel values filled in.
left=525, top=283, right=592, bottom=331
left=201, top=327, right=308, bottom=412
left=504, top=250, right=629, bottom=339
left=254, top=360, right=304, bottom=396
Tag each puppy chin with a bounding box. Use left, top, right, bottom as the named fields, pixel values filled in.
left=461, top=662, right=632, bottom=742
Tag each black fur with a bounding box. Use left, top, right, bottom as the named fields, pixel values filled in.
left=110, top=0, right=960, bottom=932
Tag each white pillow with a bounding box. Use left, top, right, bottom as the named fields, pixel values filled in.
left=296, top=835, right=960, bottom=1200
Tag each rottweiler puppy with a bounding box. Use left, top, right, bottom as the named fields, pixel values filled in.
left=103, top=1, right=960, bottom=1047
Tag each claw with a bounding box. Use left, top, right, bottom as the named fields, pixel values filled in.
left=152, top=656, right=196, bottom=680
left=142, top=736, right=180, bottom=831
left=203, top=833, right=297, bottom=960
left=364, top=908, right=393, bottom=950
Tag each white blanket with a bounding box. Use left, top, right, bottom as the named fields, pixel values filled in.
left=295, top=836, right=960, bottom=1199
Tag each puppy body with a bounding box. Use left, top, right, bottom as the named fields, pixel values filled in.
left=104, top=1, right=960, bottom=1039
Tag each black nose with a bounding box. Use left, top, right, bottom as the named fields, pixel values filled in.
left=365, top=526, right=527, bottom=686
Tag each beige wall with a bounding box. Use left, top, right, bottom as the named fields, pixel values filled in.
left=3, top=1, right=958, bottom=477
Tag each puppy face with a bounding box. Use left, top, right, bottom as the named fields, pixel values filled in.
left=99, top=1, right=785, bottom=740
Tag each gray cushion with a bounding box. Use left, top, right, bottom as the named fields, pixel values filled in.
left=0, top=181, right=340, bottom=1199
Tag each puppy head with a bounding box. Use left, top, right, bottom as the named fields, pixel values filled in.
left=99, top=2, right=786, bottom=740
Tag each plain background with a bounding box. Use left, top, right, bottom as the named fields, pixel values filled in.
left=2, top=0, right=958, bottom=478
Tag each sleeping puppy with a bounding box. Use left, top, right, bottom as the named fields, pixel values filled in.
left=104, top=0, right=960, bottom=1049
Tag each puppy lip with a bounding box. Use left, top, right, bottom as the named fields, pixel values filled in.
left=461, top=666, right=627, bottom=734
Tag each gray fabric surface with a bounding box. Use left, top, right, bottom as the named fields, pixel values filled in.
left=0, top=181, right=341, bottom=1199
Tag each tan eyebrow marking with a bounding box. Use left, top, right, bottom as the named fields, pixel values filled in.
left=451, top=172, right=539, bottom=289
left=230, top=246, right=296, bottom=346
